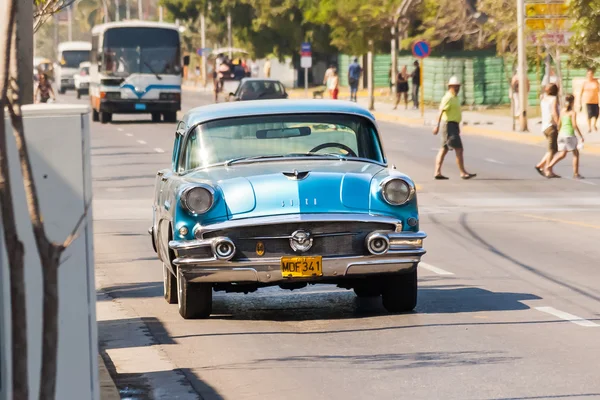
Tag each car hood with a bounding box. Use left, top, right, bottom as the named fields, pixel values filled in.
left=183, top=160, right=386, bottom=219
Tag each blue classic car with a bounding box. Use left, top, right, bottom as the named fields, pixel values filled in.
left=151, top=100, right=426, bottom=319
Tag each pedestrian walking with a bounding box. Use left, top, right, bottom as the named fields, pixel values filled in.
left=411, top=60, right=420, bottom=109
left=348, top=57, right=362, bottom=102
left=34, top=73, right=55, bottom=103
left=545, top=94, right=585, bottom=179
left=264, top=58, right=271, bottom=78
left=535, top=83, right=560, bottom=177
left=432, top=76, right=476, bottom=180
left=323, top=64, right=334, bottom=86
left=327, top=68, right=339, bottom=99
left=250, top=59, right=260, bottom=77
left=393, top=65, right=409, bottom=110
left=579, top=68, right=599, bottom=133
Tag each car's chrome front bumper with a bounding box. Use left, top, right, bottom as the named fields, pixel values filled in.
left=169, top=231, right=426, bottom=284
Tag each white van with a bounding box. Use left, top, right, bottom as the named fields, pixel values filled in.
left=90, top=21, right=183, bottom=124
left=55, top=41, right=92, bottom=94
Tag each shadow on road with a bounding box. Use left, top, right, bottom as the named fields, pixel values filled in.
left=97, top=282, right=162, bottom=300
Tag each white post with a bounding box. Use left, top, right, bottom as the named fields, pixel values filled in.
left=201, top=13, right=207, bottom=86
left=391, top=23, right=397, bottom=96
left=368, top=40, right=375, bottom=111
left=517, top=0, right=528, bottom=131
left=126, top=0, right=130, bottom=19
left=67, top=5, right=73, bottom=40
left=159, top=6, right=163, bottom=22
left=103, top=0, right=109, bottom=23
left=304, top=67, right=308, bottom=98
left=115, top=0, right=120, bottom=21
left=227, top=11, right=232, bottom=58
left=138, top=0, right=143, bottom=20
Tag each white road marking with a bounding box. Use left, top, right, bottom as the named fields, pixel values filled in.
left=137, top=140, right=147, bottom=145
left=535, top=306, right=599, bottom=327
left=567, top=178, right=597, bottom=186
left=419, top=262, right=454, bottom=275
left=154, top=147, right=165, bottom=153
left=125, top=133, right=133, bottom=137
left=484, top=158, right=504, bottom=164
left=117, top=127, right=124, bottom=132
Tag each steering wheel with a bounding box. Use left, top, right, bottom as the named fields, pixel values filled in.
left=309, top=142, right=358, bottom=157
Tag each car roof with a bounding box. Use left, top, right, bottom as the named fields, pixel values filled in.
left=182, top=100, right=377, bottom=127
left=240, top=78, right=283, bottom=83
left=57, top=41, right=92, bottom=51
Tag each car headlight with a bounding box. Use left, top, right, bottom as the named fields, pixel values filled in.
left=381, top=178, right=414, bottom=206
left=181, top=185, right=214, bottom=214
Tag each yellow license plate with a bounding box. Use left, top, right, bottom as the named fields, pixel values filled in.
left=280, top=256, right=323, bottom=278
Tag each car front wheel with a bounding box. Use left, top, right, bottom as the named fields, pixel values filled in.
left=92, top=109, right=99, bottom=122
left=353, top=280, right=382, bottom=298
left=163, top=264, right=177, bottom=304
left=381, top=269, right=417, bottom=313
left=177, top=269, right=212, bottom=319
left=163, top=111, right=177, bottom=123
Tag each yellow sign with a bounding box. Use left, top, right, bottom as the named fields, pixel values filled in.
left=526, top=18, right=570, bottom=30
left=526, top=3, right=569, bottom=18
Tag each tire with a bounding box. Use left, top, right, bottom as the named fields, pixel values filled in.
left=92, top=109, right=99, bottom=122
left=76, top=90, right=81, bottom=99
left=100, top=112, right=112, bottom=124
left=177, top=269, right=212, bottom=319
left=163, top=264, right=178, bottom=304
left=381, top=269, right=418, bottom=313
left=163, top=111, right=177, bottom=123
left=151, top=112, right=161, bottom=123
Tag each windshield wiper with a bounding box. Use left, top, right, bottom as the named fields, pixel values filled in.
left=224, top=153, right=349, bottom=166
left=144, top=61, right=163, bottom=80
left=286, top=152, right=348, bottom=160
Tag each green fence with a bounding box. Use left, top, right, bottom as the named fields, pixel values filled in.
left=338, top=53, right=587, bottom=106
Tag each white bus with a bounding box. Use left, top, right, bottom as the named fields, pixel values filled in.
left=90, top=21, right=183, bottom=124
left=55, top=41, right=92, bottom=94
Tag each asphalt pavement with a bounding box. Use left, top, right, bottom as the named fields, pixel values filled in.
left=62, top=90, right=600, bottom=400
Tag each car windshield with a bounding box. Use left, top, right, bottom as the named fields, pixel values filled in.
left=61, top=50, right=90, bottom=68
left=180, top=114, right=385, bottom=170
left=237, top=81, right=285, bottom=99
left=101, top=27, right=181, bottom=77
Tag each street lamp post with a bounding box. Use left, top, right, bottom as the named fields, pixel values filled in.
left=517, top=0, right=528, bottom=131
left=227, top=11, right=232, bottom=59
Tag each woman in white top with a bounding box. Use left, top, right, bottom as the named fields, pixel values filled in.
left=535, top=83, right=560, bottom=178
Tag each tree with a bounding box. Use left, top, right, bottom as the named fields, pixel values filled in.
left=569, top=0, right=600, bottom=69
left=2, top=1, right=86, bottom=400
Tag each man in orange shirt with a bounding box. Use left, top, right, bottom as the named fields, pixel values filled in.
left=580, top=68, right=600, bottom=133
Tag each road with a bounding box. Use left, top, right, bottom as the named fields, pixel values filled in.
left=64, top=88, right=600, bottom=400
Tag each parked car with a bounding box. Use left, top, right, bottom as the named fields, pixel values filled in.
left=150, top=100, right=426, bottom=319
left=228, top=78, right=288, bottom=101
left=74, top=61, right=91, bottom=99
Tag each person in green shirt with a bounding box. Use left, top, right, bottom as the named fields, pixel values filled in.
left=432, top=76, right=476, bottom=180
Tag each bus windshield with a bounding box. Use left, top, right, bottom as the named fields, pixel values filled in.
left=101, top=27, right=181, bottom=77
left=61, top=50, right=90, bottom=68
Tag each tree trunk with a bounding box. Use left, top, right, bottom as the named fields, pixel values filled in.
left=368, top=40, right=375, bottom=111
left=16, top=0, right=33, bottom=104
left=0, top=0, right=29, bottom=398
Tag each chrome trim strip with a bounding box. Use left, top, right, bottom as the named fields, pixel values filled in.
left=239, top=232, right=355, bottom=240
left=194, top=213, right=401, bottom=238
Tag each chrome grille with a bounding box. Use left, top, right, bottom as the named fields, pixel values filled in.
left=203, top=221, right=395, bottom=259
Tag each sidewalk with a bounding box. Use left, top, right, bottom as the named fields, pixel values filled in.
left=182, top=82, right=600, bottom=155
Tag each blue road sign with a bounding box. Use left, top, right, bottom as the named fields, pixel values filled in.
left=301, top=42, right=311, bottom=53
left=412, top=41, right=431, bottom=59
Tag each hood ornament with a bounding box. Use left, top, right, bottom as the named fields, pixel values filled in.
left=282, top=170, right=310, bottom=180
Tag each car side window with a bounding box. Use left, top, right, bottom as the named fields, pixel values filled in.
left=172, top=122, right=186, bottom=171
left=181, top=130, right=200, bottom=171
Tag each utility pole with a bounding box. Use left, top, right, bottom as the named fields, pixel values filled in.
left=390, top=23, right=397, bottom=96
left=67, top=5, right=73, bottom=40
left=126, top=0, right=130, bottom=19
left=16, top=0, right=34, bottom=104
left=159, top=6, right=163, bottom=22
left=138, top=0, right=143, bottom=20
left=103, top=0, right=109, bottom=23
left=368, top=40, right=375, bottom=111
left=201, top=13, right=207, bottom=86
left=517, top=0, right=528, bottom=131
left=227, top=11, right=232, bottom=58
left=115, top=0, right=120, bottom=21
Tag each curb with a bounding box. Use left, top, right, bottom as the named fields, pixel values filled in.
left=98, top=354, right=120, bottom=400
